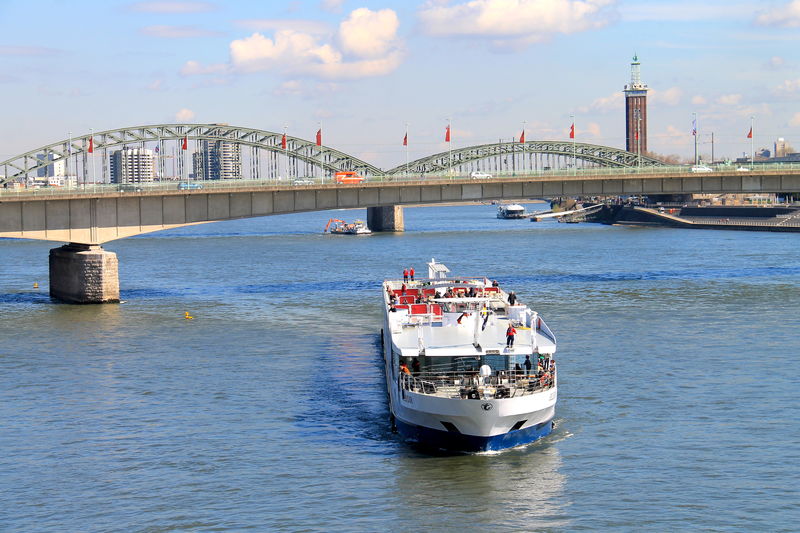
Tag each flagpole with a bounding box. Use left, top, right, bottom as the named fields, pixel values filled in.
left=750, top=115, right=755, bottom=169
left=693, top=112, right=698, bottom=165
left=317, top=121, right=322, bottom=181
left=405, top=122, right=409, bottom=177
left=67, top=131, right=72, bottom=185
left=448, top=118, right=452, bottom=177
left=522, top=120, right=526, bottom=173
left=570, top=114, right=576, bottom=175
left=90, top=128, right=96, bottom=189
left=283, top=123, right=287, bottom=182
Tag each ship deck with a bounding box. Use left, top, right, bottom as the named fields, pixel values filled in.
left=384, top=277, right=556, bottom=358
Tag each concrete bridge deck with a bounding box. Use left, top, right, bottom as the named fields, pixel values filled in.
left=3, top=168, right=800, bottom=244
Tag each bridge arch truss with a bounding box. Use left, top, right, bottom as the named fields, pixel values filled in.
left=0, top=123, right=382, bottom=187
left=386, top=140, right=665, bottom=175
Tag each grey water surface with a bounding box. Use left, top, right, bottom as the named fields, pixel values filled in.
left=1, top=204, right=798, bottom=532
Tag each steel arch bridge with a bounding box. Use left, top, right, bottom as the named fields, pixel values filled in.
left=0, top=123, right=382, bottom=187
left=385, top=140, right=665, bottom=175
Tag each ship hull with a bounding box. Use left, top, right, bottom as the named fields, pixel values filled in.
left=394, top=416, right=553, bottom=453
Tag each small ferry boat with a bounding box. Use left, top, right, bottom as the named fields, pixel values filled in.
left=382, top=259, right=557, bottom=453
left=324, top=218, right=372, bottom=235
left=497, top=204, right=526, bottom=219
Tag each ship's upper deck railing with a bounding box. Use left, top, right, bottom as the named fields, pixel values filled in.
left=399, top=369, right=555, bottom=400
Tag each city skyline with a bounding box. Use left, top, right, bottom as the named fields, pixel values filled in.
left=3, top=0, right=800, bottom=169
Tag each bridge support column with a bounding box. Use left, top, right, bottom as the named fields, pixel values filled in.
left=367, top=205, right=404, bottom=232
left=49, top=243, right=120, bottom=304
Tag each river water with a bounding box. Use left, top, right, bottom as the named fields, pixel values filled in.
left=1, top=203, right=798, bottom=532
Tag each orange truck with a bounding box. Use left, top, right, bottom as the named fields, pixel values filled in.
left=334, top=171, right=365, bottom=184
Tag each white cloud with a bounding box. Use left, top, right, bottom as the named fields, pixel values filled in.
left=223, top=8, right=403, bottom=80
left=140, top=25, right=221, bottom=38
left=662, top=125, right=692, bottom=147
left=234, top=19, right=330, bottom=34
left=175, top=108, right=195, bottom=121
left=128, top=1, right=215, bottom=13
left=577, top=91, right=622, bottom=113
left=650, top=86, right=682, bottom=106
left=272, top=79, right=341, bottom=97
left=774, top=78, right=800, bottom=96
left=180, top=60, right=227, bottom=75
left=623, top=1, right=752, bottom=22
left=755, top=0, right=800, bottom=27
left=790, top=112, right=800, bottom=126
left=717, top=93, right=742, bottom=106
left=767, top=56, right=785, bottom=69
left=691, top=95, right=707, bottom=105
left=147, top=79, right=164, bottom=91
left=338, top=8, right=400, bottom=59
left=417, top=0, right=616, bottom=47
left=320, top=0, right=345, bottom=12
left=584, top=122, right=601, bottom=137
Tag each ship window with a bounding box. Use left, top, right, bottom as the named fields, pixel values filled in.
left=510, top=420, right=527, bottom=431
left=441, top=421, right=460, bottom=433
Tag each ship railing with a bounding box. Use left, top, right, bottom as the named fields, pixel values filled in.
left=399, top=369, right=555, bottom=399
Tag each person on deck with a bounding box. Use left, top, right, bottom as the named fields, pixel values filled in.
left=412, top=358, right=421, bottom=376
left=524, top=355, right=532, bottom=375
left=409, top=267, right=415, bottom=281
left=508, top=291, right=517, bottom=306
left=400, top=361, right=411, bottom=375
left=403, top=269, right=409, bottom=282
left=506, top=324, right=517, bottom=348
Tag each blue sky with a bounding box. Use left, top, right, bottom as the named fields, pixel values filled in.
left=2, top=0, right=800, bottom=168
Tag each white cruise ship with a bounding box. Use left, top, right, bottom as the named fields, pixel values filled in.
left=381, top=259, right=557, bottom=452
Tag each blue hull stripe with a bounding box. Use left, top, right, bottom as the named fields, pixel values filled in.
left=395, top=418, right=553, bottom=453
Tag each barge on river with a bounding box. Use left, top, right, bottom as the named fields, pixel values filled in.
left=381, top=259, right=557, bottom=453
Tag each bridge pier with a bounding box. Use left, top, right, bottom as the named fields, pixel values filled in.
left=49, top=243, right=120, bottom=304
left=367, top=205, right=404, bottom=232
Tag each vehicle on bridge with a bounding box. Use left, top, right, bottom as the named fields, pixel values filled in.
left=690, top=165, right=713, bottom=173
left=470, top=171, right=493, bottom=179
left=334, top=171, right=365, bottom=184
left=177, top=182, right=203, bottom=190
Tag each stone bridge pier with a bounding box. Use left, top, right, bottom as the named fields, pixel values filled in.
left=367, top=205, right=404, bottom=232
left=49, top=243, right=120, bottom=304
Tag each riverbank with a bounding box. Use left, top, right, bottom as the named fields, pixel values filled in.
left=596, top=205, right=800, bottom=232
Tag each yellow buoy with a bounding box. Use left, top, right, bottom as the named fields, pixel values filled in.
left=184, top=311, right=194, bottom=320
left=33, top=282, right=39, bottom=289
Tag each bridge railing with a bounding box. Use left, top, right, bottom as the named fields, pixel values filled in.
left=4, top=162, right=800, bottom=197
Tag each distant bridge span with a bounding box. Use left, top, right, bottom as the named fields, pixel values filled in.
left=385, top=140, right=665, bottom=175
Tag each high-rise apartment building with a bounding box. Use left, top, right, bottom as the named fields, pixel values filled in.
left=624, top=54, right=649, bottom=155
left=36, top=153, right=66, bottom=177
left=192, top=140, right=241, bottom=180
left=110, top=148, right=156, bottom=183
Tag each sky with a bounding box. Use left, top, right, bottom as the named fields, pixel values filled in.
left=2, top=0, right=800, bottom=169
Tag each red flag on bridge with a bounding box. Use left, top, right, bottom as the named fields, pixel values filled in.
left=634, top=131, right=639, bottom=141
left=316, top=129, right=322, bottom=146
left=181, top=136, right=188, bottom=150
left=519, top=130, right=525, bottom=143
left=88, top=136, right=94, bottom=153
left=403, top=132, right=408, bottom=146
left=281, top=133, right=287, bottom=149
left=445, top=125, right=451, bottom=142
left=747, top=127, right=753, bottom=139
left=569, top=123, right=575, bottom=139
